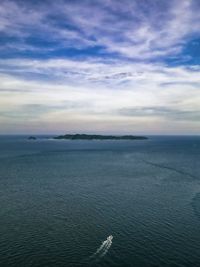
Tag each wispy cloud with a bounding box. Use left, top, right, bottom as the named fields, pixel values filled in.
left=0, top=0, right=199, bottom=59
left=118, top=106, right=200, bottom=121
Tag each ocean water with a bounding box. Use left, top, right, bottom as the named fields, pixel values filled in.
left=0, top=135, right=200, bottom=267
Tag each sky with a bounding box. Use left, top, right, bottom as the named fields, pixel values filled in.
left=0, top=0, right=200, bottom=135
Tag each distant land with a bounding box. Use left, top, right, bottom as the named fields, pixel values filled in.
left=54, top=134, right=148, bottom=140
left=28, top=136, right=37, bottom=140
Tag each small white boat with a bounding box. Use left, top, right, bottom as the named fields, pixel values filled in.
left=107, top=235, right=113, bottom=242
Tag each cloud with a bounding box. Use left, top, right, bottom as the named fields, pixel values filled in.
left=0, top=0, right=199, bottom=59
left=0, top=60, right=200, bottom=124
left=0, top=0, right=200, bottom=134
left=1, top=57, right=200, bottom=90
left=0, top=101, right=91, bottom=120
left=118, top=106, right=200, bottom=122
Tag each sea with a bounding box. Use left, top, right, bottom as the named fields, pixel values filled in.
left=0, top=135, right=200, bottom=267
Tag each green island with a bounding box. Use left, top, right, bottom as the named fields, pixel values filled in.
left=54, top=134, right=148, bottom=140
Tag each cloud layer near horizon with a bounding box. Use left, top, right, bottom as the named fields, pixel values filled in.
left=0, top=0, right=200, bottom=134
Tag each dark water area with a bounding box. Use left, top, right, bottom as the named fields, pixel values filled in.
left=0, top=135, right=200, bottom=267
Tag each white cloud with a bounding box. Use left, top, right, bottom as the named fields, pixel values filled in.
left=0, top=0, right=199, bottom=58
left=0, top=57, right=200, bottom=134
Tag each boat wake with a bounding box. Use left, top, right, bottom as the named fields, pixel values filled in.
left=90, top=235, right=113, bottom=261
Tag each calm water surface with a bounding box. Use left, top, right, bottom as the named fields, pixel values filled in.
left=0, top=135, right=200, bottom=267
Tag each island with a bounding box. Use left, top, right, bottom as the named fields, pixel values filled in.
left=28, top=136, right=37, bottom=140
left=54, top=134, right=148, bottom=140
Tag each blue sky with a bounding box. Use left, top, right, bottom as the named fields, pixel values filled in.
left=0, top=0, right=200, bottom=134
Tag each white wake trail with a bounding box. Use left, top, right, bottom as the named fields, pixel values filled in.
left=98, top=239, right=112, bottom=258
left=91, top=235, right=113, bottom=260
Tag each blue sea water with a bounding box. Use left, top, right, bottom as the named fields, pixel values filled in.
left=0, top=135, right=200, bottom=267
